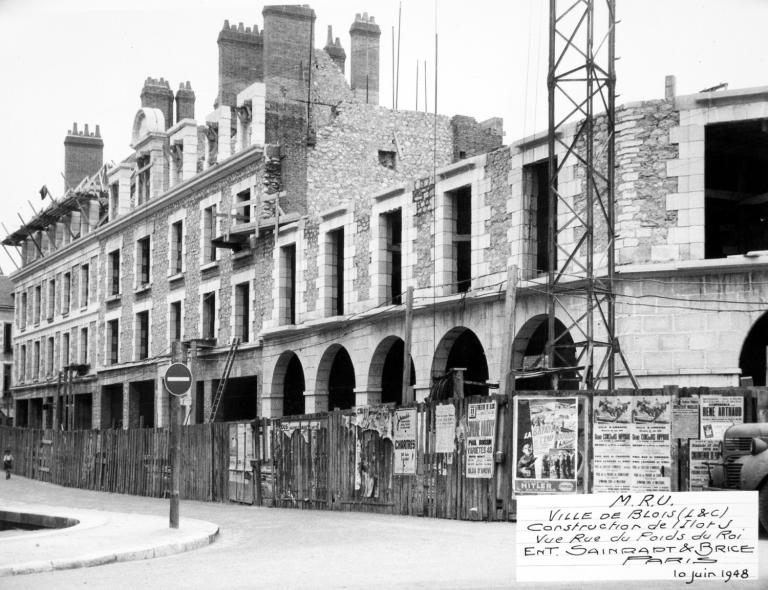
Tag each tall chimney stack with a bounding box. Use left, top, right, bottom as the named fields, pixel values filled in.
left=175, top=81, right=196, bottom=123
left=324, top=25, right=346, bottom=74
left=140, top=77, right=174, bottom=130
left=64, top=123, right=104, bottom=191
left=349, top=13, right=380, bottom=105
left=217, top=20, right=264, bottom=108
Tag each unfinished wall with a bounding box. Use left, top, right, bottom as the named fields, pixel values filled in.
left=614, top=99, right=680, bottom=266
left=451, top=116, right=504, bottom=162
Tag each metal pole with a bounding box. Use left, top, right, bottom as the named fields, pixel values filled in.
left=169, top=341, right=184, bottom=529
left=585, top=1, right=595, bottom=389
left=546, top=0, right=556, bottom=385
left=607, top=0, right=617, bottom=390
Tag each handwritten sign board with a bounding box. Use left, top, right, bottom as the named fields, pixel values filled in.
left=516, top=491, right=758, bottom=583
left=466, top=400, right=496, bottom=478
left=393, top=408, right=416, bottom=475
left=435, top=403, right=456, bottom=453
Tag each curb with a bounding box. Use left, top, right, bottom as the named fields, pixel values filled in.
left=0, top=527, right=220, bottom=577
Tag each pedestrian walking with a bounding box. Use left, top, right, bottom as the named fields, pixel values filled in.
left=3, top=449, right=13, bottom=480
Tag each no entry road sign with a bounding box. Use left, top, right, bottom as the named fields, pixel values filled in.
left=164, top=363, right=193, bottom=396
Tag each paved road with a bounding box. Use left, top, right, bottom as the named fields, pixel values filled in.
left=1, top=476, right=766, bottom=589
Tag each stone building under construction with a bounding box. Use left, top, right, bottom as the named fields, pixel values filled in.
left=7, top=5, right=768, bottom=429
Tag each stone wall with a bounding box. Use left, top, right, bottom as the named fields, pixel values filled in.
left=482, top=147, right=513, bottom=274
left=615, top=99, right=680, bottom=265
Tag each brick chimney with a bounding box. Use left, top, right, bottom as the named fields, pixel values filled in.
left=349, top=13, right=380, bottom=105
left=140, top=77, right=174, bottom=130
left=64, top=123, right=104, bottom=191
left=324, top=25, right=346, bottom=74
left=217, top=20, right=264, bottom=108
left=175, top=81, right=196, bottom=123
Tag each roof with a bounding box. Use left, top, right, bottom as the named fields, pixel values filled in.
left=2, top=166, right=110, bottom=247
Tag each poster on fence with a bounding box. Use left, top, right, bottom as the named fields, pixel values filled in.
left=435, top=403, right=456, bottom=453
left=700, top=396, right=743, bottom=440
left=393, top=408, right=417, bottom=475
left=513, top=397, right=577, bottom=492
left=466, top=400, right=497, bottom=478
left=671, top=396, right=699, bottom=440
left=593, top=395, right=633, bottom=492
left=516, top=490, right=759, bottom=582
left=355, top=406, right=393, bottom=440
left=689, top=439, right=722, bottom=491
left=631, top=395, right=672, bottom=491
left=593, top=395, right=671, bottom=492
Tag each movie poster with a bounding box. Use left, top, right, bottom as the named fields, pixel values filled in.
left=393, top=408, right=417, bottom=475
left=592, top=395, right=671, bottom=492
left=513, top=397, right=578, bottom=493
left=466, top=400, right=497, bottom=478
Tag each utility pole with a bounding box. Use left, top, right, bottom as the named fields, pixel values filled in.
left=499, top=265, right=518, bottom=397
left=401, top=286, right=414, bottom=404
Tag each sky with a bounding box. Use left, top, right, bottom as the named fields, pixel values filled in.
left=0, top=0, right=766, bottom=274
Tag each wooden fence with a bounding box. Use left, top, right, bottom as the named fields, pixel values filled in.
left=2, top=387, right=766, bottom=519
left=0, top=423, right=230, bottom=502
left=258, top=395, right=516, bottom=520
left=255, top=388, right=768, bottom=521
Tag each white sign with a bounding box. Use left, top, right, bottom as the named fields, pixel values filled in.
left=435, top=404, right=456, bottom=453
left=466, top=400, right=496, bottom=478
left=593, top=395, right=671, bottom=493
left=394, top=408, right=416, bottom=475
left=689, top=440, right=722, bottom=491
left=701, top=396, right=743, bottom=440
left=516, top=491, right=758, bottom=583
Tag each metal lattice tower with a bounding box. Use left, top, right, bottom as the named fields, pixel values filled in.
left=546, top=0, right=637, bottom=390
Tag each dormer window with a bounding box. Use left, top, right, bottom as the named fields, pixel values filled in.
left=136, top=155, right=151, bottom=205
left=170, top=141, right=183, bottom=186
left=206, top=124, right=218, bottom=167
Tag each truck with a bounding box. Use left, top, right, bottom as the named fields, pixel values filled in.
left=707, top=422, right=768, bottom=533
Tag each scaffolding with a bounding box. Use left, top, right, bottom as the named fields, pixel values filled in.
left=545, top=0, right=637, bottom=390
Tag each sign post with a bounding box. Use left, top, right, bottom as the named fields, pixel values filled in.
left=164, top=361, right=192, bottom=529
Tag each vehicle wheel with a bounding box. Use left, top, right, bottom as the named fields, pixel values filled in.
left=760, top=480, right=768, bottom=537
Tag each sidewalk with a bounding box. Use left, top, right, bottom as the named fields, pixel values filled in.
left=0, top=477, right=218, bottom=577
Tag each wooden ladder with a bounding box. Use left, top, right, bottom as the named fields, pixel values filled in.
left=208, top=337, right=240, bottom=423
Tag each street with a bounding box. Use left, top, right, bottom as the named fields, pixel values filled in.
left=2, top=477, right=767, bottom=589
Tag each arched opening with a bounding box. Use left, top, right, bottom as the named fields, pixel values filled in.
left=432, top=327, right=489, bottom=397
left=283, top=354, right=306, bottom=416
left=271, top=351, right=305, bottom=417
left=739, top=313, right=768, bottom=385
left=512, top=315, right=577, bottom=390
left=379, top=338, right=416, bottom=405
left=324, top=346, right=355, bottom=410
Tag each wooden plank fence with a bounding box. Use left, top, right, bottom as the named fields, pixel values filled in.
left=0, top=423, right=230, bottom=502
left=2, top=387, right=765, bottom=519
left=257, top=387, right=767, bottom=522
